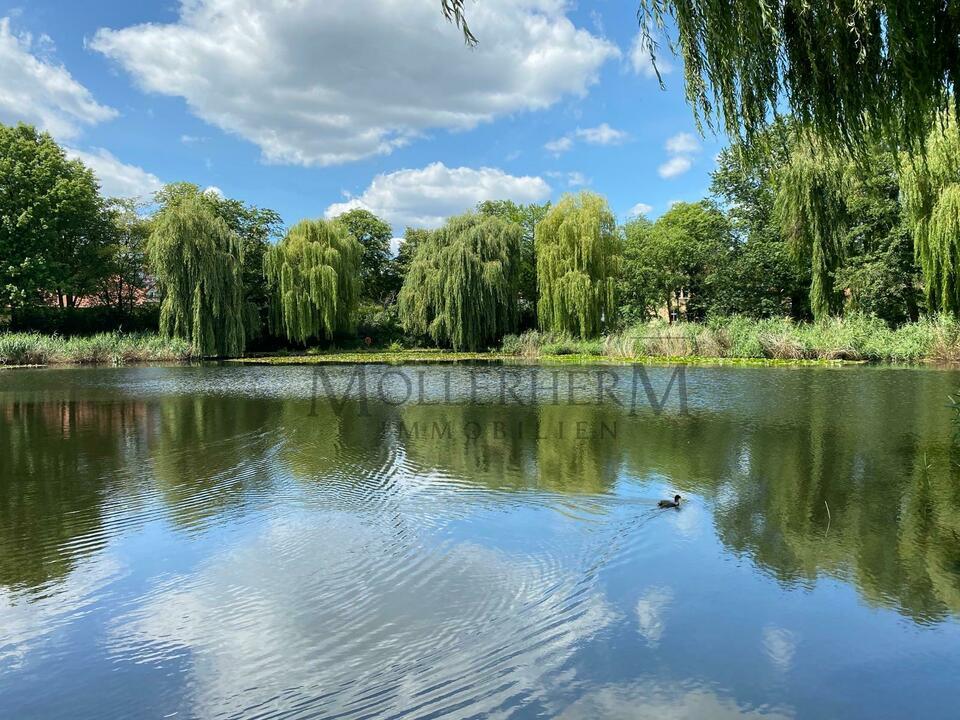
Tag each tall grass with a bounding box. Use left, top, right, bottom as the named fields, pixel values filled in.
left=501, top=315, right=960, bottom=363
left=0, top=332, right=197, bottom=366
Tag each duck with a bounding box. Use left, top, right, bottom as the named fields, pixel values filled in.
left=658, top=494, right=682, bottom=509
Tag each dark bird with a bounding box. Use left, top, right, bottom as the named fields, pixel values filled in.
left=658, top=494, right=682, bottom=509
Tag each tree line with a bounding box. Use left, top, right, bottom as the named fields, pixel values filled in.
left=3, top=118, right=960, bottom=354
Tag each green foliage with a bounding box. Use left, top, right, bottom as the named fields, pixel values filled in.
left=398, top=212, right=521, bottom=350
left=100, top=198, right=152, bottom=313
left=635, top=0, right=960, bottom=153
left=333, top=208, right=395, bottom=302
left=148, top=195, right=246, bottom=357
left=710, top=126, right=809, bottom=318
left=477, top=199, right=550, bottom=328
left=264, top=218, right=362, bottom=344
left=902, top=117, right=960, bottom=314
left=154, top=183, right=282, bottom=338
left=0, top=332, right=195, bottom=366
left=774, top=138, right=850, bottom=320
left=536, top=191, right=620, bottom=337
left=619, top=202, right=732, bottom=323
left=0, top=123, right=111, bottom=309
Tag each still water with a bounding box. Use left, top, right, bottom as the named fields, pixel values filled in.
left=1, top=363, right=959, bottom=719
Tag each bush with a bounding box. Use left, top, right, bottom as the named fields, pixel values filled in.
left=9, top=305, right=160, bottom=336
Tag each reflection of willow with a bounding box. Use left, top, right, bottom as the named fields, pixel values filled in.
left=393, top=402, right=623, bottom=494
left=615, top=373, right=960, bottom=623
left=0, top=398, right=144, bottom=590
left=149, top=396, right=279, bottom=528
left=276, top=398, right=386, bottom=480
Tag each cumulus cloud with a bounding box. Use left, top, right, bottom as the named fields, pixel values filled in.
left=546, top=123, right=628, bottom=155
left=629, top=30, right=674, bottom=79
left=545, top=136, right=574, bottom=155
left=65, top=147, right=163, bottom=199
left=325, top=162, right=551, bottom=230
left=665, top=132, right=700, bottom=155
left=658, top=156, right=693, bottom=178
left=628, top=202, right=653, bottom=217
left=0, top=17, right=117, bottom=138
left=658, top=131, right=700, bottom=179
left=547, top=170, right=588, bottom=188
left=92, top=0, right=619, bottom=167
left=575, top=123, right=628, bottom=145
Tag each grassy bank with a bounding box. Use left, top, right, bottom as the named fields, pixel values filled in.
left=237, top=315, right=960, bottom=366
left=0, top=332, right=197, bottom=366
left=504, top=315, right=960, bottom=364
left=8, top=315, right=960, bottom=368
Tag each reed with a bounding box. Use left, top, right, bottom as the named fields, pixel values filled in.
left=0, top=332, right=197, bottom=366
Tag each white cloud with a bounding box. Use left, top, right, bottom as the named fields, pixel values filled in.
left=66, top=146, right=163, bottom=198
left=204, top=186, right=224, bottom=198
left=0, top=17, right=116, bottom=138
left=545, top=136, right=573, bottom=155
left=92, top=0, right=619, bottom=167
left=325, top=162, right=551, bottom=229
left=665, top=132, right=700, bottom=155
left=629, top=30, right=673, bottom=79
left=628, top=202, right=653, bottom=217
left=180, top=134, right=206, bottom=144
left=389, top=237, right=404, bottom=256
left=575, top=123, right=627, bottom=145
left=658, top=131, right=700, bottom=179
left=547, top=170, right=588, bottom=187
left=658, top=155, right=692, bottom=179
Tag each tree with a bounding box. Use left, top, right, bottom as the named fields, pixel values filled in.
left=623, top=201, right=732, bottom=322
left=99, top=198, right=152, bottom=313
left=333, top=208, right=394, bottom=303
left=477, top=199, right=550, bottom=329
left=264, top=219, right=362, bottom=344
left=902, top=116, right=960, bottom=314
left=535, top=192, right=620, bottom=337
left=395, top=227, right=429, bottom=278
left=710, top=129, right=809, bottom=319
left=774, top=140, right=849, bottom=320
left=0, top=123, right=111, bottom=312
left=398, top=213, right=521, bottom=350
left=154, top=183, right=282, bottom=337
left=148, top=195, right=246, bottom=356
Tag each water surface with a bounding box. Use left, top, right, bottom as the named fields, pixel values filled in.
left=1, top=364, right=959, bottom=719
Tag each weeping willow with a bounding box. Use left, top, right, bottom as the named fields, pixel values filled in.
left=902, top=117, right=960, bottom=314
left=640, top=1, right=960, bottom=152
left=263, top=219, right=361, bottom=344
left=535, top=192, right=620, bottom=337
left=398, top=213, right=521, bottom=351
left=149, top=196, right=245, bottom=357
left=774, top=140, right=849, bottom=320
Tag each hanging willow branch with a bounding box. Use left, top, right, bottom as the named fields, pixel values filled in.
left=148, top=196, right=246, bottom=357
left=398, top=213, right=521, bottom=350
left=902, top=116, right=960, bottom=314
left=441, top=0, right=477, bottom=46
left=636, top=0, right=960, bottom=152
left=774, top=138, right=849, bottom=321
left=264, top=219, right=361, bottom=344
left=536, top=192, right=621, bottom=337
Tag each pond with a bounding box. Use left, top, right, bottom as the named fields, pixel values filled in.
left=1, top=363, right=959, bottom=719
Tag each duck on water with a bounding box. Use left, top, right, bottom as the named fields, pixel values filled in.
left=658, top=494, right=682, bottom=509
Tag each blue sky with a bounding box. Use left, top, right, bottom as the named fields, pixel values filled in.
left=0, top=0, right=726, bottom=240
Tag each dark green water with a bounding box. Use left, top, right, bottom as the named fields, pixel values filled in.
left=1, top=364, right=959, bottom=719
